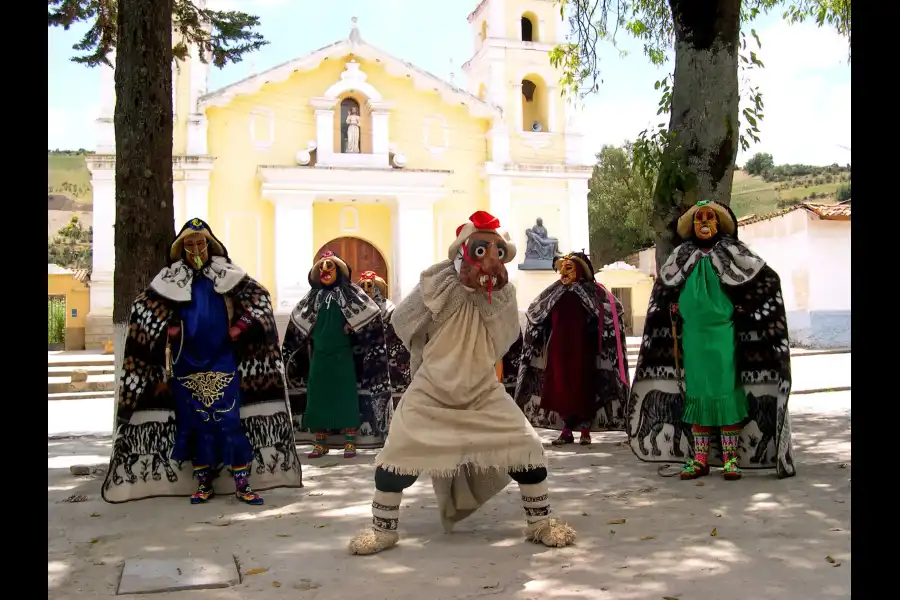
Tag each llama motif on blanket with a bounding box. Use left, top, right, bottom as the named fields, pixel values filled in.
left=348, top=211, right=576, bottom=556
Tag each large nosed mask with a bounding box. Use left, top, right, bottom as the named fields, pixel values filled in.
left=458, top=234, right=510, bottom=297
left=693, top=207, right=718, bottom=241
left=319, top=259, right=337, bottom=286
left=558, top=259, right=578, bottom=285
left=360, top=279, right=375, bottom=297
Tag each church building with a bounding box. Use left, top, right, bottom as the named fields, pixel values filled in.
left=84, top=0, right=593, bottom=346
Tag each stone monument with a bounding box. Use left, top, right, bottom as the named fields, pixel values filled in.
left=518, top=217, right=560, bottom=270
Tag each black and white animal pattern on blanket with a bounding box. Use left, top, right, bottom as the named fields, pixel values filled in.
left=101, top=272, right=304, bottom=503
left=371, top=287, right=411, bottom=407
left=626, top=237, right=796, bottom=477
left=283, top=284, right=394, bottom=449
left=514, top=280, right=630, bottom=431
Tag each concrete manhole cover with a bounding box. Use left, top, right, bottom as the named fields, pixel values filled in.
left=117, top=554, right=239, bottom=595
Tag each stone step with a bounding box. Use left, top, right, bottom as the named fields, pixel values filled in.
left=48, top=373, right=115, bottom=395
left=48, top=364, right=115, bottom=378
left=48, top=352, right=115, bottom=369
left=48, top=390, right=116, bottom=402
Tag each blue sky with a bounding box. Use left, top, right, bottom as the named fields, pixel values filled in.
left=48, top=0, right=851, bottom=166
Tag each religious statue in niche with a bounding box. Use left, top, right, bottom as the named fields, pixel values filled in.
left=346, top=106, right=361, bottom=154
left=518, top=217, right=560, bottom=270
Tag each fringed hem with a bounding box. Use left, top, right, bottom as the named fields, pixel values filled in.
left=683, top=389, right=748, bottom=428
left=375, top=449, right=547, bottom=479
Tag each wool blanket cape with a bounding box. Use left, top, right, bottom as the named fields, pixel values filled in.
left=514, top=280, right=630, bottom=431
left=370, top=287, right=411, bottom=407
left=283, top=284, right=394, bottom=448
left=101, top=257, right=303, bottom=503
left=375, top=261, right=546, bottom=530
left=500, top=331, right=524, bottom=398
left=627, top=238, right=796, bottom=478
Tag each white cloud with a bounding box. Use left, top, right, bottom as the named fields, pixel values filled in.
left=579, top=19, right=851, bottom=166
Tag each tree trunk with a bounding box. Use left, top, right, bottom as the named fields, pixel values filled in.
left=652, top=0, right=741, bottom=273
left=113, top=0, right=174, bottom=324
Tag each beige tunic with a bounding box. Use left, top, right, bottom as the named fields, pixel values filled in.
left=374, top=261, right=546, bottom=531
left=375, top=261, right=546, bottom=477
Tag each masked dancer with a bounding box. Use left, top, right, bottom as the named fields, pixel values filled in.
left=357, top=270, right=411, bottom=407
left=102, top=218, right=302, bottom=505
left=348, top=211, right=576, bottom=556
left=515, top=251, right=630, bottom=445
left=628, top=200, right=795, bottom=480
left=283, top=252, right=393, bottom=459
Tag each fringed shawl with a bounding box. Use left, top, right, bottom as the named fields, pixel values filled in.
left=371, top=288, right=411, bottom=401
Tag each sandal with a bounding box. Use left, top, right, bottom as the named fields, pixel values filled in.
left=579, top=429, right=592, bottom=446
left=552, top=431, right=575, bottom=446
left=722, top=457, right=742, bottom=481
left=680, top=459, right=710, bottom=480
left=307, top=444, right=330, bottom=459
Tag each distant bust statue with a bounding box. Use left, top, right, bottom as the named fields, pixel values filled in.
left=345, top=107, right=361, bottom=154
left=524, top=218, right=559, bottom=261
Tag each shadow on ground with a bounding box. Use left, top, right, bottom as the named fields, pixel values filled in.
left=49, top=396, right=851, bottom=600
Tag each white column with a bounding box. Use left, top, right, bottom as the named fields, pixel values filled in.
left=268, top=193, right=315, bottom=312
left=547, top=85, right=558, bottom=133
left=88, top=167, right=115, bottom=317
left=173, top=181, right=186, bottom=232
left=513, top=83, right=523, bottom=131
left=96, top=51, right=115, bottom=154
left=183, top=180, right=209, bottom=223
left=487, top=0, right=506, bottom=38
left=393, top=197, right=437, bottom=301
left=567, top=178, right=591, bottom=255
left=186, top=116, right=208, bottom=155
left=488, top=175, right=516, bottom=281
left=488, top=124, right=511, bottom=164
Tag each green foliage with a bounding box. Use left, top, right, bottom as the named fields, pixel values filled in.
left=744, top=152, right=775, bottom=176
left=837, top=182, right=851, bottom=202
left=555, top=0, right=851, bottom=203
left=587, top=143, right=656, bottom=265
left=47, top=0, right=268, bottom=68
left=48, top=215, right=93, bottom=272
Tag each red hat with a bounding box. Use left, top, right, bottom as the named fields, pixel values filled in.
left=447, top=210, right=517, bottom=264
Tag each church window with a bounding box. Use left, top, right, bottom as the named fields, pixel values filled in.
left=521, top=13, right=538, bottom=42
left=521, top=75, right=549, bottom=132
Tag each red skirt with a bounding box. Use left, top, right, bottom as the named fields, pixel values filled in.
left=539, top=291, right=598, bottom=420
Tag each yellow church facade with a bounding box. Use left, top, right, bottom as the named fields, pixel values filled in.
left=85, top=0, right=593, bottom=346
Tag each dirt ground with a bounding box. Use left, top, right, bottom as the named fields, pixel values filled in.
left=48, top=391, right=851, bottom=600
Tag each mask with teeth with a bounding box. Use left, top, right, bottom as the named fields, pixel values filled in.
left=693, top=206, right=718, bottom=241
left=457, top=230, right=510, bottom=298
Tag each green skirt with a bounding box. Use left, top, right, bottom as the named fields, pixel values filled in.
left=678, top=256, right=748, bottom=428
left=304, top=300, right=361, bottom=431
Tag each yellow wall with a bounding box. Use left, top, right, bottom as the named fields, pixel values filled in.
left=595, top=268, right=654, bottom=334
left=172, top=31, right=193, bottom=156
left=312, top=202, right=393, bottom=270
left=204, top=54, right=492, bottom=296
left=48, top=274, right=90, bottom=350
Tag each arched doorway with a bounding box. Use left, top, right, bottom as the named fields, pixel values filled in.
left=315, top=237, right=389, bottom=295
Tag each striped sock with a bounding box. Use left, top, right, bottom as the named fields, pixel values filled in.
left=371, top=490, right=402, bottom=534
left=519, top=481, right=551, bottom=526
left=691, top=425, right=712, bottom=465
left=720, top=425, right=742, bottom=461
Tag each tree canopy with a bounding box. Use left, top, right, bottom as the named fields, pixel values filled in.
left=587, top=143, right=656, bottom=266
left=48, top=215, right=93, bottom=272
left=48, top=0, right=268, bottom=67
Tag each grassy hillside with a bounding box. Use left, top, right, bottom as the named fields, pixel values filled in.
left=48, top=154, right=93, bottom=205
left=730, top=168, right=849, bottom=218
left=48, top=153, right=93, bottom=239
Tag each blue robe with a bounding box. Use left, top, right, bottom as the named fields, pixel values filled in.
left=170, top=276, right=253, bottom=469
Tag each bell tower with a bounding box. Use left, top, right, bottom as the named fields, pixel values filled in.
left=462, top=0, right=586, bottom=166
